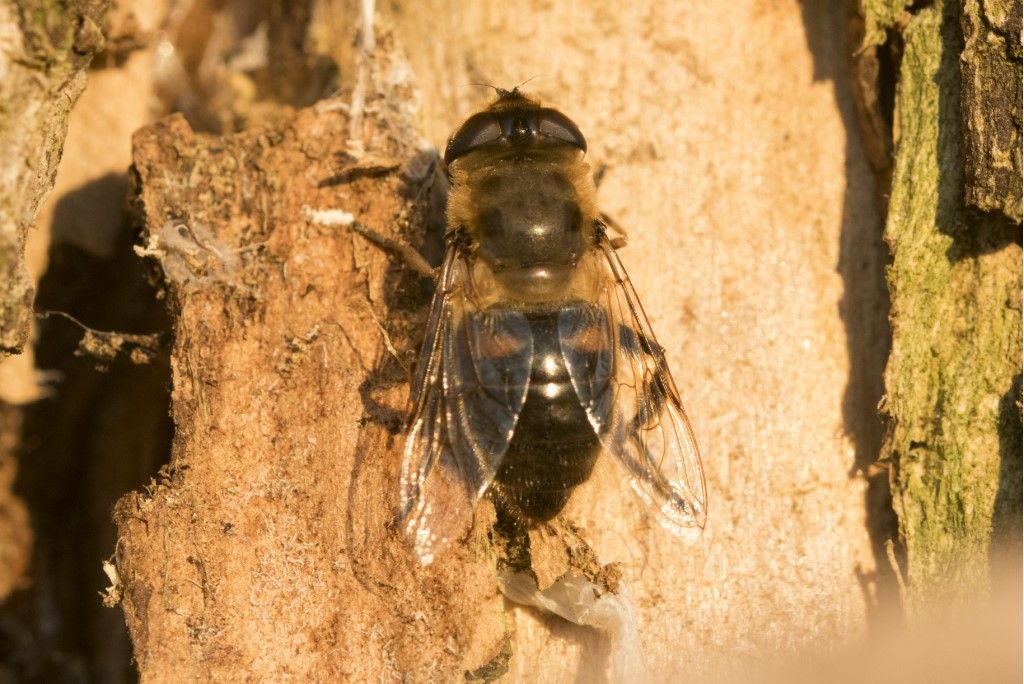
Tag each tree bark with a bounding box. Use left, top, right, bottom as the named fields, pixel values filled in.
left=0, top=406, right=30, bottom=600
left=115, top=83, right=513, bottom=677
left=0, top=0, right=108, bottom=356
left=960, top=0, right=1022, bottom=222
left=860, top=0, right=1022, bottom=614
left=0, top=0, right=108, bottom=633
left=109, top=1, right=900, bottom=679
left=0, top=0, right=998, bottom=675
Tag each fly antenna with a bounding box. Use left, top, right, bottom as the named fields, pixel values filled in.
left=513, top=74, right=545, bottom=92
left=469, top=81, right=503, bottom=96
left=470, top=76, right=545, bottom=100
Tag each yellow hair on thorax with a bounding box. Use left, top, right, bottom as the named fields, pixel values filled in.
left=446, top=148, right=598, bottom=237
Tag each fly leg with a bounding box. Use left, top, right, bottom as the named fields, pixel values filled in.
left=348, top=221, right=437, bottom=280
left=340, top=158, right=445, bottom=280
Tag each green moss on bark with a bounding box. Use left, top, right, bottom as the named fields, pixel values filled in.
left=882, top=0, right=1022, bottom=614
left=859, top=0, right=909, bottom=48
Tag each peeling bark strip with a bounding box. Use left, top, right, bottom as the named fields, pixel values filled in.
left=877, top=0, right=1022, bottom=613
left=113, top=105, right=509, bottom=679
left=0, top=0, right=108, bottom=355
left=959, top=0, right=1023, bottom=222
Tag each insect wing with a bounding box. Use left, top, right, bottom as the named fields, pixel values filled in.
left=401, top=245, right=533, bottom=563
left=559, top=236, right=707, bottom=539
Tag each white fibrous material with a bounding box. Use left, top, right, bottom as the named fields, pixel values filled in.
left=498, top=569, right=649, bottom=683
left=303, top=206, right=355, bottom=227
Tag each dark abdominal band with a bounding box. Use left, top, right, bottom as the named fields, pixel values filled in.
left=494, top=309, right=601, bottom=521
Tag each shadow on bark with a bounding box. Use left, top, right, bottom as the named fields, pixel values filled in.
left=797, top=0, right=899, bottom=631
left=346, top=163, right=446, bottom=589
left=0, top=174, right=172, bottom=683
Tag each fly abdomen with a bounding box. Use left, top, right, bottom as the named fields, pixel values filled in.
left=494, top=309, right=602, bottom=522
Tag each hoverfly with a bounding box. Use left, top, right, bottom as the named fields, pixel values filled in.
left=400, top=89, right=706, bottom=563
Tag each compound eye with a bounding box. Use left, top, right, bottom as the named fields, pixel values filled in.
left=444, top=113, right=502, bottom=164
left=537, top=109, right=587, bottom=154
